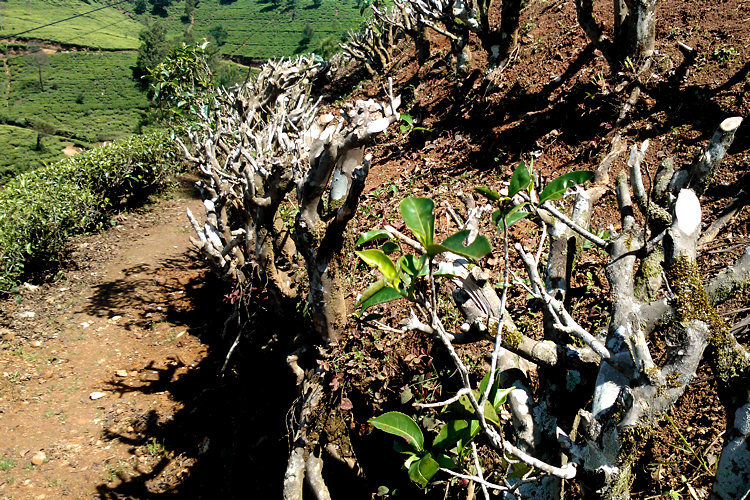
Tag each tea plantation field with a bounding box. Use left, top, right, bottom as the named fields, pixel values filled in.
left=0, top=0, right=141, bottom=49
left=0, top=124, right=77, bottom=184
left=1, top=0, right=363, bottom=58
left=0, top=51, right=148, bottom=178
left=127, top=0, right=365, bottom=60
left=0, top=0, right=366, bottom=182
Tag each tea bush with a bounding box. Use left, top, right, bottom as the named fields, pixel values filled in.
left=0, top=131, right=179, bottom=290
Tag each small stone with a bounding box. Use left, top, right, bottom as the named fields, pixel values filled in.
left=735, top=403, right=750, bottom=436
left=1, top=328, right=15, bottom=342
left=115, top=370, right=128, bottom=378
left=18, top=311, right=36, bottom=319
left=89, top=392, right=106, bottom=400
left=140, top=372, right=160, bottom=382
left=31, top=451, right=46, bottom=466
left=32, top=340, right=42, bottom=348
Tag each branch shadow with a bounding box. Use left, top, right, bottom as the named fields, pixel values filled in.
left=85, top=255, right=299, bottom=498
left=82, top=254, right=213, bottom=332
left=412, top=44, right=749, bottom=179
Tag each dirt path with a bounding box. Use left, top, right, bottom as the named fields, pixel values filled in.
left=0, top=184, right=222, bottom=498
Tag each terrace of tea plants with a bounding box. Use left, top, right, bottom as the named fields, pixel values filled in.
left=0, top=0, right=363, bottom=182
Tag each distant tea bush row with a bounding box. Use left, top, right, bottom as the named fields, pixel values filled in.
left=0, top=131, right=180, bottom=290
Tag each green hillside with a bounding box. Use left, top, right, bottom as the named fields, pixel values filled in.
left=0, top=0, right=366, bottom=183
left=1, top=51, right=148, bottom=141
left=0, top=0, right=141, bottom=49
left=0, top=51, right=148, bottom=178
left=127, top=0, right=364, bottom=60
left=0, top=124, right=76, bottom=183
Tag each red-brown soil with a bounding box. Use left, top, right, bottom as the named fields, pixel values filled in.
left=0, top=184, right=214, bottom=498
left=1, top=0, right=749, bottom=497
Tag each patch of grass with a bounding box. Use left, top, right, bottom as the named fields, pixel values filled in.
left=0, top=456, right=16, bottom=471
left=0, top=0, right=141, bottom=49
left=712, top=44, right=737, bottom=65
left=146, top=437, right=165, bottom=457
left=103, top=463, right=124, bottom=482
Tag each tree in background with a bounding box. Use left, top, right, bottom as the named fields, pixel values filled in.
left=148, top=0, right=172, bottom=17
left=295, top=22, right=314, bottom=53
left=29, top=45, right=49, bottom=92
left=148, top=41, right=215, bottom=127
left=182, top=0, right=198, bottom=24
left=301, top=22, right=313, bottom=43
left=208, top=24, right=228, bottom=47
left=312, top=33, right=340, bottom=58
left=134, top=21, right=170, bottom=87
left=133, top=0, right=147, bottom=15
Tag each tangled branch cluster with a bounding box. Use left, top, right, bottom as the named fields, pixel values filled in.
left=180, top=55, right=401, bottom=344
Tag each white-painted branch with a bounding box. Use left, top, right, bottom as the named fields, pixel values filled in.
left=688, top=117, right=743, bottom=195
left=413, top=388, right=471, bottom=408
left=539, top=201, right=608, bottom=249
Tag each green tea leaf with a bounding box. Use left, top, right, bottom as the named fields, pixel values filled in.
left=509, top=161, right=532, bottom=198
left=356, top=249, right=399, bottom=284
left=434, top=452, right=457, bottom=468
left=478, top=371, right=515, bottom=408
left=370, top=411, right=424, bottom=451
left=408, top=453, right=439, bottom=487
left=381, top=241, right=400, bottom=254
left=508, top=461, right=532, bottom=479
left=433, top=419, right=470, bottom=451
left=427, top=230, right=491, bottom=260
left=492, top=207, right=530, bottom=232
left=399, top=254, right=428, bottom=277
left=456, top=393, right=501, bottom=426
left=492, top=387, right=514, bottom=408
left=538, top=171, right=594, bottom=204
left=483, top=399, right=500, bottom=426
left=400, top=197, right=435, bottom=248
left=475, top=186, right=502, bottom=201
left=358, top=285, right=403, bottom=311
left=356, top=229, right=394, bottom=246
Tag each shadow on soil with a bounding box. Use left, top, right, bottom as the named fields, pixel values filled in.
left=86, top=254, right=300, bottom=498
left=85, top=251, right=434, bottom=498
left=407, top=46, right=749, bottom=174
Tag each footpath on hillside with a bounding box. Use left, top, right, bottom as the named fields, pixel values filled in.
left=0, top=180, right=229, bottom=498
